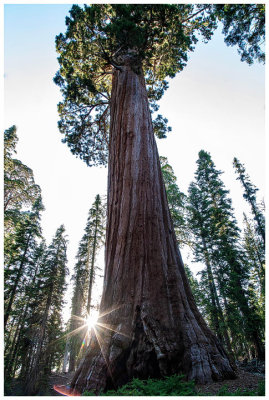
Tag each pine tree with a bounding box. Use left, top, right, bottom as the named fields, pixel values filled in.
left=4, top=125, right=44, bottom=328
left=53, top=4, right=264, bottom=392
left=188, top=150, right=264, bottom=360
left=24, top=225, right=68, bottom=395
left=160, top=156, right=190, bottom=247
left=4, top=197, right=44, bottom=328
left=4, top=126, right=41, bottom=216
left=233, top=157, right=265, bottom=246
left=4, top=241, right=46, bottom=381
left=4, top=126, right=47, bottom=386
left=68, top=194, right=106, bottom=372
left=184, top=265, right=209, bottom=322
left=187, top=180, right=234, bottom=356
left=242, top=213, right=265, bottom=323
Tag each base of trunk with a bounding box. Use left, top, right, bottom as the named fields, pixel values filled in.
left=71, top=305, right=236, bottom=394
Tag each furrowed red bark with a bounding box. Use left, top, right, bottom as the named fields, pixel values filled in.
left=71, top=62, right=236, bottom=394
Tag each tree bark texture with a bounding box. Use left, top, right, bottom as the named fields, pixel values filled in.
left=71, top=64, right=236, bottom=394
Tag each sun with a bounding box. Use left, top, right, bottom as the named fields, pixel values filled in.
left=86, top=313, right=98, bottom=330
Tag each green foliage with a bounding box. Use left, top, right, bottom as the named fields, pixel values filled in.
left=184, top=265, right=209, bottom=322
left=55, top=4, right=217, bottom=166
left=160, top=156, right=190, bottom=247
left=257, top=380, right=265, bottom=396
left=233, top=157, right=265, bottom=246
left=55, top=4, right=265, bottom=167
left=213, top=384, right=260, bottom=396
left=4, top=127, right=69, bottom=392
left=83, top=375, right=265, bottom=396
left=68, top=194, right=106, bottom=370
left=71, top=194, right=106, bottom=317
left=22, top=225, right=68, bottom=394
left=153, top=115, right=171, bottom=139
left=83, top=375, right=196, bottom=396
left=4, top=126, right=41, bottom=216
left=214, top=4, right=265, bottom=64
left=187, top=150, right=264, bottom=358
left=233, top=158, right=265, bottom=335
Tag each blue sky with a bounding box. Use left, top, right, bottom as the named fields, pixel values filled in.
left=4, top=3, right=265, bottom=319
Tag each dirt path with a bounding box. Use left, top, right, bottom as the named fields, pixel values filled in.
left=48, top=372, right=74, bottom=396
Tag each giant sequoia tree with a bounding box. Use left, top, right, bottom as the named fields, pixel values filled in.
left=53, top=4, right=265, bottom=393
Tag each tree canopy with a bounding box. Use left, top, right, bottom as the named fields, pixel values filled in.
left=54, top=4, right=217, bottom=166
left=54, top=4, right=265, bottom=168
left=214, top=4, right=265, bottom=64
left=4, top=126, right=41, bottom=218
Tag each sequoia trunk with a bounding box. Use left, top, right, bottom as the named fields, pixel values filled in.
left=71, top=63, right=236, bottom=394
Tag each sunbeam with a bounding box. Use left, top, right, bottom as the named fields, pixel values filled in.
left=96, top=321, right=130, bottom=338
left=52, top=306, right=130, bottom=395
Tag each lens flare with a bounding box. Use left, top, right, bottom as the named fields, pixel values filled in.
left=86, top=314, right=98, bottom=330
left=53, top=384, right=80, bottom=396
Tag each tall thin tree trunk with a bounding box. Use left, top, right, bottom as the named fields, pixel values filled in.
left=243, top=214, right=265, bottom=297
left=5, top=309, right=26, bottom=377
left=62, top=338, right=70, bottom=373
left=4, top=315, right=16, bottom=355
left=68, top=287, right=84, bottom=372
left=200, top=243, right=234, bottom=359
left=229, top=257, right=264, bottom=360
left=86, top=204, right=99, bottom=316
left=24, top=282, right=53, bottom=394
left=214, top=295, right=234, bottom=360
left=4, top=233, right=31, bottom=328
left=71, top=63, right=236, bottom=394
left=201, top=239, right=224, bottom=342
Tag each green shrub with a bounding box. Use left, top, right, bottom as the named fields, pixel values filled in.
left=206, top=381, right=265, bottom=397
left=83, top=374, right=196, bottom=396
left=83, top=376, right=265, bottom=397
left=216, top=385, right=256, bottom=396
left=257, top=380, right=265, bottom=396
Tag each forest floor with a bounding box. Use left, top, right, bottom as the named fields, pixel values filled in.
left=195, top=370, right=264, bottom=395
left=5, top=368, right=264, bottom=396
left=49, top=369, right=264, bottom=396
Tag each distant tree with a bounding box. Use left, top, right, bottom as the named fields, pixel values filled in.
left=242, top=213, right=265, bottom=321
left=233, top=157, right=265, bottom=246
left=184, top=265, right=208, bottom=321
left=4, top=125, right=44, bottom=335
left=4, top=241, right=46, bottom=381
left=4, top=127, right=69, bottom=394
left=4, top=126, right=41, bottom=215
left=24, top=225, right=68, bottom=395
left=4, top=126, right=46, bottom=384
left=4, top=197, right=44, bottom=328
left=187, top=180, right=234, bottom=357
left=68, top=195, right=106, bottom=372
left=160, top=156, right=190, bottom=247
left=188, top=150, right=264, bottom=360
